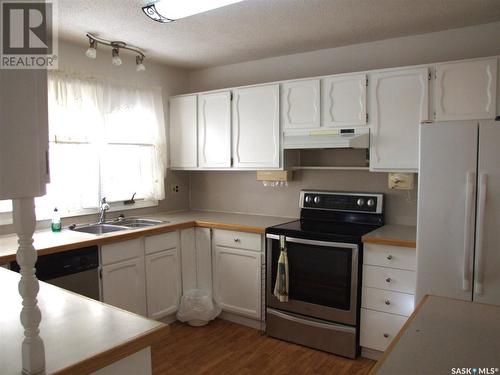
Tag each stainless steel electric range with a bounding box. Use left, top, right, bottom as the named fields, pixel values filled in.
left=265, top=190, right=384, bottom=358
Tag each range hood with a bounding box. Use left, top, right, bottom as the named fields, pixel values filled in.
left=283, top=127, right=369, bottom=149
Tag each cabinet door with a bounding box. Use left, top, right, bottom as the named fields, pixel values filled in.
left=282, top=79, right=320, bottom=130
left=0, top=70, right=49, bottom=199
left=195, top=227, right=212, bottom=293
left=145, top=248, right=181, bottom=319
left=369, top=67, right=429, bottom=172
left=474, top=122, right=500, bottom=306
left=102, top=257, right=147, bottom=316
left=198, top=91, right=231, bottom=168
left=321, top=73, right=367, bottom=127
left=169, top=95, right=197, bottom=168
left=213, top=245, right=261, bottom=319
left=435, top=59, right=497, bottom=121
left=180, top=228, right=197, bottom=294
left=232, top=85, right=280, bottom=168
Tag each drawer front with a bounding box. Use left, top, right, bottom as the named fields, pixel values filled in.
left=145, top=231, right=178, bottom=255
left=360, top=308, right=407, bottom=352
left=213, top=229, right=261, bottom=252
left=364, top=243, right=416, bottom=271
left=101, top=238, right=143, bottom=266
left=363, top=265, right=416, bottom=294
left=362, top=287, right=414, bottom=316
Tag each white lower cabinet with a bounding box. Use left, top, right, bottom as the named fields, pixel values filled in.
left=361, top=243, right=416, bottom=354
left=145, top=232, right=181, bottom=319
left=213, top=245, right=261, bottom=319
left=101, top=257, right=147, bottom=316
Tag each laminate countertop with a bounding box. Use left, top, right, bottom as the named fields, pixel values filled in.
left=0, top=210, right=294, bottom=264
left=362, top=224, right=416, bottom=248
left=370, top=295, right=500, bottom=375
left=0, top=267, right=168, bottom=375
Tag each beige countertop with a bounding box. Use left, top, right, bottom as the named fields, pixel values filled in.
left=371, top=295, right=500, bottom=375
left=0, top=210, right=294, bottom=264
left=362, top=224, right=416, bottom=248
left=0, top=267, right=168, bottom=375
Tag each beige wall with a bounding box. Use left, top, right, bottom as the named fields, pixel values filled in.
left=186, top=22, right=500, bottom=225
left=188, top=21, right=500, bottom=92
left=190, top=170, right=417, bottom=225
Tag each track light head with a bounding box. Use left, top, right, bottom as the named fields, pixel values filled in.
left=136, top=55, right=146, bottom=72
left=112, top=48, right=122, bottom=66
left=85, top=38, right=97, bottom=59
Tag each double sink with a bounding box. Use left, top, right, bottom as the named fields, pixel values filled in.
left=71, top=218, right=169, bottom=235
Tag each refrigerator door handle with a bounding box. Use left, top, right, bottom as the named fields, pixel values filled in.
left=474, top=173, right=488, bottom=295
left=462, top=171, right=475, bottom=291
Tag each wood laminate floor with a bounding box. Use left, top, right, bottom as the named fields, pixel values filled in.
left=152, top=319, right=375, bottom=375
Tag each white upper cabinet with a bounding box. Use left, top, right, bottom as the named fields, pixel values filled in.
left=321, top=73, right=367, bottom=127
left=232, top=84, right=280, bottom=168
left=198, top=91, right=231, bottom=168
left=435, top=58, right=497, bottom=121
left=282, top=79, right=320, bottom=130
left=369, top=67, right=429, bottom=172
left=169, top=95, right=197, bottom=168
left=0, top=70, right=49, bottom=199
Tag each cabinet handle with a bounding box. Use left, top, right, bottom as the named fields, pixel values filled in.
left=385, top=277, right=392, bottom=283
left=386, top=255, right=393, bottom=260
left=234, top=238, right=241, bottom=243
left=383, top=333, right=389, bottom=338
left=384, top=299, right=391, bottom=305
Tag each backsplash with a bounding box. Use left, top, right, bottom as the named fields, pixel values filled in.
left=190, top=169, right=418, bottom=225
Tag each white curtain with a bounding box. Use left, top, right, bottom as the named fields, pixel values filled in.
left=39, top=71, right=167, bottom=217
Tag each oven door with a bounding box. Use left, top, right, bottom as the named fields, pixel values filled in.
left=266, top=234, right=359, bottom=326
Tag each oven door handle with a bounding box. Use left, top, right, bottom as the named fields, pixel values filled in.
left=284, top=236, right=359, bottom=250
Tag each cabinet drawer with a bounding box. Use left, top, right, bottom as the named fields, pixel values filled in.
left=364, top=243, right=416, bottom=271
left=213, top=229, right=261, bottom=252
left=101, top=238, right=143, bottom=266
left=145, top=231, right=178, bottom=255
left=360, top=308, right=407, bottom=352
left=362, top=287, right=414, bottom=317
left=363, top=265, right=416, bottom=294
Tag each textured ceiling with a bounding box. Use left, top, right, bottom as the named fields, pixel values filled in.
left=57, top=0, right=500, bottom=69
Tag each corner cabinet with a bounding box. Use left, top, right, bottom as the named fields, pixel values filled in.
left=169, top=95, right=198, bottom=168
left=0, top=70, right=49, bottom=199
left=321, top=73, right=367, bottom=127
left=282, top=79, right=320, bottom=130
left=232, top=84, right=280, bottom=168
left=198, top=91, right=232, bottom=168
left=435, top=58, right=497, bottom=121
left=369, top=67, right=429, bottom=172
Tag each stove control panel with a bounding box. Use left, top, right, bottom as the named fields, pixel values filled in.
left=300, top=191, right=383, bottom=214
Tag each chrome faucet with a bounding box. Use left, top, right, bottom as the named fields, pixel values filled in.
left=98, top=197, right=110, bottom=224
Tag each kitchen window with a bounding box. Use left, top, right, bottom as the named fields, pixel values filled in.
left=0, top=72, right=167, bottom=220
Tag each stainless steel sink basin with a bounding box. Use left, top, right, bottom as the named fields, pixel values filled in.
left=111, top=218, right=168, bottom=228
left=71, top=223, right=130, bottom=235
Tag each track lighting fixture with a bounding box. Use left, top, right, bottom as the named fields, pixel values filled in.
left=84, top=33, right=146, bottom=72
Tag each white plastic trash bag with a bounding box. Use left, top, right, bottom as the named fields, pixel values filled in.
left=176, top=289, right=221, bottom=326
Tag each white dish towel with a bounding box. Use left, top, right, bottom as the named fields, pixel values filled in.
left=273, top=235, right=289, bottom=302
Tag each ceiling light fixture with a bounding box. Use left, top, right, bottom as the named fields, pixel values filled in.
left=84, top=33, right=146, bottom=72
left=142, top=0, right=244, bottom=23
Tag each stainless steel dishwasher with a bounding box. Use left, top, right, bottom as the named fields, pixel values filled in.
left=10, top=246, right=100, bottom=300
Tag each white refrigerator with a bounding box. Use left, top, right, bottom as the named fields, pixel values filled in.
left=416, top=120, right=500, bottom=305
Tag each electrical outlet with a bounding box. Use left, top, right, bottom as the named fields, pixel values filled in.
left=170, top=184, right=179, bottom=193
left=388, top=173, right=414, bottom=190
